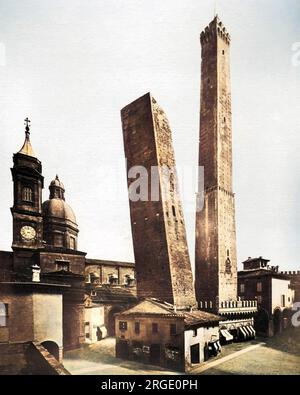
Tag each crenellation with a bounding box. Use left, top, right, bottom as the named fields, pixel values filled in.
left=200, top=16, right=231, bottom=46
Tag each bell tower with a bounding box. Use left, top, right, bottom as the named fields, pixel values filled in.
left=11, top=118, right=44, bottom=269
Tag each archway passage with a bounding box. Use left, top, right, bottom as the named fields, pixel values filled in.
left=282, top=309, right=291, bottom=330
left=255, top=308, right=269, bottom=335
left=41, top=341, right=60, bottom=361
left=273, top=309, right=282, bottom=335
left=108, top=307, right=124, bottom=337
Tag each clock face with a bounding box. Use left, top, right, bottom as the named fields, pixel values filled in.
left=20, top=225, right=36, bottom=241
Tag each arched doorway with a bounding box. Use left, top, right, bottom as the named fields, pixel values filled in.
left=273, top=309, right=282, bottom=335
left=255, top=308, right=269, bottom=335
left=282, top=309, right=291, bottom=330
left=41, top=341, right=60, bottom=361
left=108, top=307, right=124, bottom=337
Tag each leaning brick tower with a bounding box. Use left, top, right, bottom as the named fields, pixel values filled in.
left=195, top=16, right=237, bottom=308
left=121, top=93, right=196, bottom=310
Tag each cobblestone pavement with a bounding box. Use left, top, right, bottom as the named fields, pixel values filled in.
left=64, top=328, right=300, bottom=375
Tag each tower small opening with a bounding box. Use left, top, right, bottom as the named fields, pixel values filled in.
left=222, top=50, right=225, bottom=55
left=172, top=205, right=176, bottom=217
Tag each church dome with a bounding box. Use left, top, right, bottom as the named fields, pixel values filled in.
left=42, top=198, right=77, bottom=225
left=42, top=175, right=79, bottom=250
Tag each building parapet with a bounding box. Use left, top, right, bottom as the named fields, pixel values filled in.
left=199, top=300, right=257, bottom=314
left=281, top=271, right=300, bottom=276
left=200, top=16, right=231, bottom=45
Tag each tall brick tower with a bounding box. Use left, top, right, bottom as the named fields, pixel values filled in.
left=195, top=16, right=237, bottom=308
left=122, top=93, right=196, bottom=310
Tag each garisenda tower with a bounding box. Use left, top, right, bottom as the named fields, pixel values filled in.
left=195, top=16, right=238, bottom=310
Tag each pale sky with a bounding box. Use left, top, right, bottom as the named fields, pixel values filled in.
left=0, top=0, right=299, bottom=271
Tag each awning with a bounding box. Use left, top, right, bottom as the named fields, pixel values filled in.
left=220, top=329, right=233, bottom=342
left=243, top=326, right=252, bottom=338
left=212, top=341, right=221, bottom=353
left=247, top=325, right=256, bottom=337
left=238, top=327, right=248, bottom=340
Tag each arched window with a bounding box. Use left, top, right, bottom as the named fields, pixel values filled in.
left=0, top=303, right=8, bottom=327
left=22, top=187, right=33, bottom=202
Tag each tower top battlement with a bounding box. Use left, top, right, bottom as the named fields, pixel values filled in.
left=200, top=16, right=231, bottom=45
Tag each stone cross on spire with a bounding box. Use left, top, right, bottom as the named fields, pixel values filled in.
left=18, top=117, right=36, bottom=158
left=24, top=117, right=31, bottom=137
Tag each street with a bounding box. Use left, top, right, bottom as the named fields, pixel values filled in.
left=64, top=327, right=300, bottom=375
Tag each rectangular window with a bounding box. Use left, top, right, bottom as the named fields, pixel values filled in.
left=0, top=303, right=8, bottom=327
left=119, top=321, right=127, bottom=331
left=70, top=237, right=76, bottom=250
left=193, top=328, right=197, bottom=337
left=257, top=282, right=262, bottom=292
left=240, top=283, right=245, bottom=294
left=135, top=322, right=140, bottom=334
left=170, top=324, right=177, bottom=336
left=281, top=295, right=286, bottom=307
left=257, top=295, right=262, bottom=304
left=152, top=323, right=158, bottom=334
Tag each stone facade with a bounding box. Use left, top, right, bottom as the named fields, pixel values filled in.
left=195, top=16, right=237, bottom=307
left=121, top=93, right=196, bottom=309
left=85, top=259, right=135, bottom=286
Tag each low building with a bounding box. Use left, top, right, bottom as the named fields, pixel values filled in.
left=238, top=257, right=295, bottom=336
left=115, top=299, right=221, bottom=372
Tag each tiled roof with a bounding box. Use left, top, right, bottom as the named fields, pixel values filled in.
left=119, top=299, right=176, bottom=316
left=90, top=285, right=137, bottom=303
left=238, top=269, right=289, bottom=279
left=183, top=310, right=220, bottom=326
left=118, top=299, right=221, bottom=326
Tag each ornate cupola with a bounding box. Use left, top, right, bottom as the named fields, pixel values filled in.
left=49, top=175, right=65, bottom=200
left=42, top=175, right=79, bottom=250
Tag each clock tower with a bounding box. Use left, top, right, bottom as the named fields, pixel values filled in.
left=11, top=118, right=44, bottom=270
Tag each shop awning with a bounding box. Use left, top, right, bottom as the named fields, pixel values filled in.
left=239, top=327, right=248, bottom=340
left=247, top=325, right=256, bottom=337
left=220, top=329, right=233, bottom=342
left=243, top=326, right=252, bottom=338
